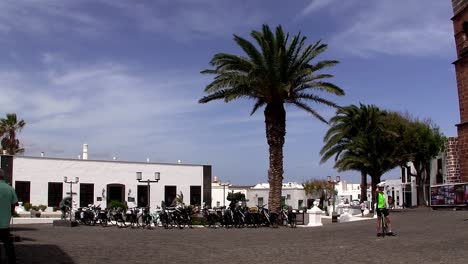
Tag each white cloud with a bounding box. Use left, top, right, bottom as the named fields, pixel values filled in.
left=0, top=0, right=267, bottom=41
left=0, top=56, right=213, bottom=160
left=299, top=0, right=337, bottom=17
left=332, top=1, right=453, bottom=57
left=99, top=0, right=267, bottom=39
left=0, top=0, right=106, bottom=37
left=299, top=0, right=454, bottom=57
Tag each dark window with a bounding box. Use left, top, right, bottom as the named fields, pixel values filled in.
left=436, top=159, right=443, bottom=184
left=401, top=167, right=406, bottom=182
left=257, top=197, right=264, bottom=207
left=164, top=186, right=177, bottom=207
left=190, top=186, right=201, bottom=206
left=137, top=185, right=149, bottom=208
left=15, top=181, right=30, bottom=204
left=106, top=184, right=125, bottom=206
left=298, top=200, right=303, bottom=209
left=48, top=182, right=63, bottom=207
left=80, top=183, right=94, bottom=207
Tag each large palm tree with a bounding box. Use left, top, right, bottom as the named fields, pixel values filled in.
left=199, top=25, right=344, bottom=213
left=0, top=113, right=26, bottom=155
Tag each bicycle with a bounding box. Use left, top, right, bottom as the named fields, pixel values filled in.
left=138, top=207, right=160, bottom=229
left=279, top=207, right=297, bottom=228
left=257, top=204, right=277, bottom=228
left=378, top=209, right=388, bottom=237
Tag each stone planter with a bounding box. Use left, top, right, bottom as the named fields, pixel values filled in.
left=30, top=210, right=41, bottom=218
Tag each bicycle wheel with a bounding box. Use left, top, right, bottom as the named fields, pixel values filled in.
left=289, top=214, right=297, bottom=228
left=130, top=215, right=140, bottom=228
left=117, top=214, right=128, bottom=228
left=381, top=214, right=387, bottom=237
left=108, top=214, right=117, bottom=226
left=141, top=214, right=151, bottom=229
left=270, top=213, right=278, bottom=228
left=176, top=215, right=185, bottom=229
left=101, top=218, right=108, bottom=227
left=161, top=213, right=171, bottom=229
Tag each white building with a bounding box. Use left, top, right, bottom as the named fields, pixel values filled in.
left=211, top=179, right=307, bottom=210
left=2, top=150, right=211, bottom=211
left=246, top=182, right=306, bottom=209
left=336, top=181, right=372, bottom=203
left=211, top=176, right=235, bottom=207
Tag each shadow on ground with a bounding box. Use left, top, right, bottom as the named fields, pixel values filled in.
left=15, top=244, right=75, bottom=264
left=11, top=227, right=39, bottom=232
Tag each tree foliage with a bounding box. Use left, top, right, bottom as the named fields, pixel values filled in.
left=320, top=104, right=445, bottom=207
left=0, top=113, right=26, bottom=155
left=303, top=179, right=336, bottom=197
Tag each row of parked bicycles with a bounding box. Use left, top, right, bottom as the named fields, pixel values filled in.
left=67, top=203, right=298, bottom=229
left=201, top=204, right=297, bottom=228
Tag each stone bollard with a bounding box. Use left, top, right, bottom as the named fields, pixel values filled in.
left=307, top=201, right=323, bottom=227
left=338, top=204, right=352, bottom=223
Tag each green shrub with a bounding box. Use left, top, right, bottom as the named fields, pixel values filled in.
left=108, top=200, right=127, bottom=210
left=31, top=205, right=39, bottom=211
left=191, top=216, right=205, bottom=225
left=24, top=203, right=32, bottom=211
left=38, top=205, right=47, bottom=211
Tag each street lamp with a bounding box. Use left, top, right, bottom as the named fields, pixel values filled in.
left=136, top=172, right=160, bottom=211
left=63, top=176, right=79, bottom=221
left=327, top=176, right=340, bottom=219
left=219, top=182, right=230, bottom=207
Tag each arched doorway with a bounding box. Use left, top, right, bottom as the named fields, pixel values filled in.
left=107, top=184, right=125, bottom=207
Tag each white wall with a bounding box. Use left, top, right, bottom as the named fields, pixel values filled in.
left=211, top=183, right=231, bottom=207
left=12, top=157, right=206, bottom=210
left=245, top=183, right=306, bottom=209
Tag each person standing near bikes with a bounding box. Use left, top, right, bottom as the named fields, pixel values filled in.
left=375, top=183, right=395, bottom=237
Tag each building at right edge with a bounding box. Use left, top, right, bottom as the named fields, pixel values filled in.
left=452, top=0, right=468, bottom=184
left=428, top=1, right=468, bottom=208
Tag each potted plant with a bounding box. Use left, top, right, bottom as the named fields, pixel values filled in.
left=30, top=205, right=42, bottom=218
left=38, top=205, right=47, bottom=212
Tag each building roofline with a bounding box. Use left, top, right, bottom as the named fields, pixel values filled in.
left=8, top=155, right=210, bottom=167
left=230, top=185, right=255, bottom=189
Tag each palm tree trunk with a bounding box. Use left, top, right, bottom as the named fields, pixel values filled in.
left=264, top=102, right=286, bottom=214
left=360, top=170, right=367, bottom=203
left=370, top=174, right=381, bottom=212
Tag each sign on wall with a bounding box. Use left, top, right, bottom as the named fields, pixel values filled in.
left=430, top=183, right=468, bottom=207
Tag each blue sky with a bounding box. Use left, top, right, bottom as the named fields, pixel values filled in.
left=0, top=0, right=458, bottom=185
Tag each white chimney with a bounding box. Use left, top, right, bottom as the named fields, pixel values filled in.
left=82, top=144, right=88, bottom=160
left=177, top=160, right=181, bottom=164
left=113, top=156, right=117, bottom=161
left=146, top=158, right=150, bottom=163
left=40, top=152, right=44, bottom=157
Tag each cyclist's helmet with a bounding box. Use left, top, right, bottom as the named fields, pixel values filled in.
left=376, top=182, right=385, bottom=189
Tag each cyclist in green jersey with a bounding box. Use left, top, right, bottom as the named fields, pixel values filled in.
left=375, top=183, right=395, bottom=236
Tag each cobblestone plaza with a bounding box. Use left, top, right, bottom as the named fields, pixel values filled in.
left=4, top=208, right=468, bottom=264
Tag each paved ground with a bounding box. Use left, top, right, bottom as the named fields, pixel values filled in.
left=4, top=208, right=468, bottom=264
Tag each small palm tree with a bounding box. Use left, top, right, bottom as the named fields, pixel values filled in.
left=320, top=104, right=386, bottom=203
left=200, top=25, right=344, bottom=213
left=0, top=113, right=26, bottom=155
